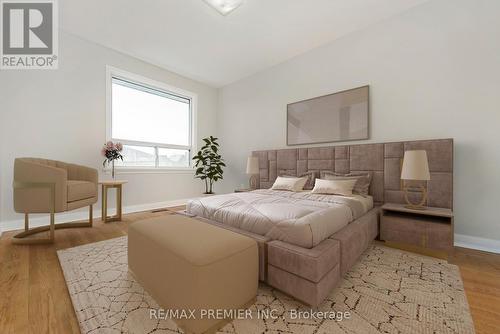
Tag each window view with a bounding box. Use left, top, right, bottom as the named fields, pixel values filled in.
left=119, top=145, right=156, bottom=167
left=110, top=76, right=192, bottom=168
left=158, top=148, right=190, bottom=167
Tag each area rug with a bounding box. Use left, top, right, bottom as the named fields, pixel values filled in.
left=57, top=237, right=475, bottom=334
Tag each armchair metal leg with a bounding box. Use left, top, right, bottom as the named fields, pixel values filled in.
left=12, top=205, right=94, bottom=245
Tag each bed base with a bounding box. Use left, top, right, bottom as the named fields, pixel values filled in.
left=190, top=207, right=379, bottom=307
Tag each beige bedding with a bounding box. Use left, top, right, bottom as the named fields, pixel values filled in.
left=186, top=189, right=373, bottom=248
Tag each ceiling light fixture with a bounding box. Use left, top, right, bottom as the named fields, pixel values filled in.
left=203, top=0, right=245, bottom=16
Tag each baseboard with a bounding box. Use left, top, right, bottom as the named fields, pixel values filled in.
left=455, top=234, right=500, bottom=254
left=1, top=198, right=188, bottom=233
left=3, top=205, right=499, bottom=255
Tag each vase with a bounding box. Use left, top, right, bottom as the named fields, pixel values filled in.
left=111, top=160, right=115, bottom=179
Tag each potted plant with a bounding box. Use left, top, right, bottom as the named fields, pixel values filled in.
left=193, top=136, right=225, bottom=194
left=102, top=141, right=123, bottom=179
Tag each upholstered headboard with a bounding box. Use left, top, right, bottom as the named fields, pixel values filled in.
left=252, top=138, right=453, bottom=209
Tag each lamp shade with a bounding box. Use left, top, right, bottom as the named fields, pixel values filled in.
left=401, top=150, right=430, bottom=180
left=246, top=156, right=259, bottom=175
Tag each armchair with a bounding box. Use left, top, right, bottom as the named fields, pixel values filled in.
left=13, top=158, right=98, bottom=244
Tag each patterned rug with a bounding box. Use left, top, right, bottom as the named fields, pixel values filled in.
left=57, top=237, right=475, bottom=334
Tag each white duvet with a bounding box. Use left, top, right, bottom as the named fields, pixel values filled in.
left=186, top=189, right=373, bottom=248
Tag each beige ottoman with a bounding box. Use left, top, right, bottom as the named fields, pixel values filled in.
left=128, top=214, right=258, bottom=334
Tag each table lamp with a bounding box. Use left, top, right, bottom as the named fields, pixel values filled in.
left=401, top=150, right=430, bottom=210
left=246, top=156, right=259, bottom=189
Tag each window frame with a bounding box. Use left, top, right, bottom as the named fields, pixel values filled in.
left=105, top=66, right=197, bottom=173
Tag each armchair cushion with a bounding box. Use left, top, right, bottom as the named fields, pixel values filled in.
left=65, top=163, right=98, bottom=184
left=67, top=180, right=97, bottom=202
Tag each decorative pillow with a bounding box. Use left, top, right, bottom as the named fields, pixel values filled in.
left=320, top=171, right=372, bottom=196
left=271, top=176, right=308, bottom=192
left=311, top=178, right=357, bottom=196
left=279, top=171, right=316, bottom=190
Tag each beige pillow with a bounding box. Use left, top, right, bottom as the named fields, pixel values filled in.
left=311, top=178, right=357, bottom=196
left=279, top=171, right=316, bottom=190
left=321, top=171, right=372, bottom=196
left=271, top=176, right=308, bottom=192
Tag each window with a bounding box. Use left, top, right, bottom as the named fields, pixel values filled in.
left=106, top=67, right=196, bottom=170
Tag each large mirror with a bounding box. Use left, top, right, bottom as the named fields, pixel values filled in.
left=287, top=85, right=369, bottom=145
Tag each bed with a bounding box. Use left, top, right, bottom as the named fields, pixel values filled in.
left=185, top=139, right=454, bottom=306
left=187, top=189, right=373, bottom=248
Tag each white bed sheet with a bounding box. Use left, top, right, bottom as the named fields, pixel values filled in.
left=186, top=189, right=373, bottom=248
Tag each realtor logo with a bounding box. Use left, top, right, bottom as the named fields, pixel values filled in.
left=1, top=0, right=58, bottom=69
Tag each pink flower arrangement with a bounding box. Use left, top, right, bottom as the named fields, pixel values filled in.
left=102, top=141, right=123, bottom=178
left=102, top=141, right=123, bottom=155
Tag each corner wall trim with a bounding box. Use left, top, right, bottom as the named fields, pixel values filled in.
left=1, top=199, right=188, bottom=233
left=455, top=234, right=500, bottom=254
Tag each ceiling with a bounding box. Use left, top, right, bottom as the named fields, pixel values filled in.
left=61, top=0, right=429, bottom=87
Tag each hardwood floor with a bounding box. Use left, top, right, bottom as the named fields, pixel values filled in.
left=1, top=208, right=499, bottom=334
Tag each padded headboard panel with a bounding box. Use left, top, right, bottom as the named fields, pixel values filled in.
left=252, top=138, right=453, bottom=209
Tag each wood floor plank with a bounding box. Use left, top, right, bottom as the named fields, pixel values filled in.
left=0, top=238, right=30, bottom=334
left=1, top=208, right=499, bottom=334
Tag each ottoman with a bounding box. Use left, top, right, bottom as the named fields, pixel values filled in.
left=128, top=214, right=258, bottom=334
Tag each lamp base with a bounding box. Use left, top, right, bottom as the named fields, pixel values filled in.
left=403, top=184, right=428, bottom=210
left=249, top=174, right=259, bottom=190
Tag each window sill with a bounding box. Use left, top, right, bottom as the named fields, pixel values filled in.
left=103, top=167, right=194, bottom=175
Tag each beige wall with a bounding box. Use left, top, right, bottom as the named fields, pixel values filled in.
left=0, top=32, right=218, bottom=227
left=217, top=0, right=500, bottom=248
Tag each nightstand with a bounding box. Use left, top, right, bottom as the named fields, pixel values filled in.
left=234, top=188, right=252, bottom=193
left=380, top=203, right=454, bottom=259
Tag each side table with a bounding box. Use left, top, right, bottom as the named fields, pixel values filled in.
left=380, top=202, right=454, bottom=259
left=234, top=188, right=252, bottom=193
left=99, top=180, right=127, bottom=223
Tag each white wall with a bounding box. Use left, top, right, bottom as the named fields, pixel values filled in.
left=218, top=0, right=500, bottom=245
left=0, top=31, right=218, bottom=228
